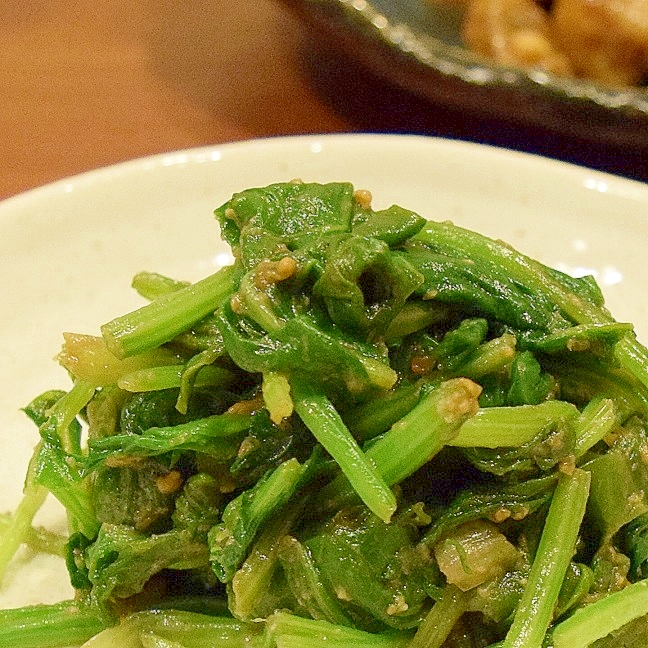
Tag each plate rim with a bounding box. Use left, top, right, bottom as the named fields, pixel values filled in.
left=2, top=133, right=647, bottom=212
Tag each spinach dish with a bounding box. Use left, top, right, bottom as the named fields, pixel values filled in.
left=2, top=181, right=648, bottom=648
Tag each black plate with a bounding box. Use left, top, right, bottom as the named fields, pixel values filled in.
left=284, top=0, right=648, bottom=161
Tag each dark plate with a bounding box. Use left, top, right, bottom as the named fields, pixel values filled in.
left=283, top=0, right=648, bottom=155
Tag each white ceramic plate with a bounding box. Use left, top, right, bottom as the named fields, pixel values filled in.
left=1, top=133, right=648, bottom=609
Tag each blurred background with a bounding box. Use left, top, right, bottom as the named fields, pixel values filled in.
left=1, top=0, right=645, bottom=199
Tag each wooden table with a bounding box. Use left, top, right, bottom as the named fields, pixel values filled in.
left=0, top=0, right=644, bottom=199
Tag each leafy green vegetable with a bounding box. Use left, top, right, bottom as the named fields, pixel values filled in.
left=208, top=457, right=311, bottom=583
left=3, top=181, right=648, bottom=648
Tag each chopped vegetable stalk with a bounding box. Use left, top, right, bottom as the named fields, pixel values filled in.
left=228, top=498, right=306, bottom=621
left=342, top=382, right=423, bottom=443
left=58, top=334, right=180, bottom=388
left=235, top=266, right=288, bottom=333
left=502, top=468, right=591, bottom=648
left=615, top=337, right=648, bottom=394
left=572, top=397, right=618, bottom=458
left=28, top=383, right=99, bottom=537
left=315, top=378, right=481, bottom=514
left=457, top=332, right=517, bottom=379
left=263, top=611, right=412, bottom=648
left=0, top=484, right=48, bottom=582
left=38, top=380, right=96, bottom=454
left=85, top=412, right=254, bottom=467
left=131, top=271, right=190, bottom=300
left=0, top=600, right=108, bottom=648
left=291, top=376, right=396, bottom=523
left=450, top=400, right=579, bottom=449
left=522, top=322, right=634, bottom=354
left=552, top=578, right=648, bottom=648
left=0, top=512, right=66, bottom=556
left=407, top=585, right=468, bottom=648
left=365, top=378, right=481, bottom=486
left=80, top=609, right=261, bottom=648
left=117, top=364, right=234, bottom=393
left=101, top=265, right=236, bottom=359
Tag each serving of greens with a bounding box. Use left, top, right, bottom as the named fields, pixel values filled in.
left=2, top=180, right=648, bottom=648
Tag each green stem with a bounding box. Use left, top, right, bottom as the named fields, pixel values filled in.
left=39, top=381, right=96, bottom=455
left=264, top=611, right=412, bottom=648
left=291, top=376, right=396, bottom=523
left=457, top=333, right=516, bottom=379
left=0, top=513, right=66, bottom=557
left=365, top=378, right=481, bottom=486
left=80, top=609, right=259, bottom=648
left=552, top=578, right=648, bottom=648
left=101, top=265, right=236, bottom=359
left=314, top=378, right=480, bottom=516
left=573, top=397, right=618, bottom=458
left=117, top=364, right=234, bottom=393
left=85, top=412, right=252, bottom=468
left=343, top=382, right=422, bottom=444
left=236, top=269, right=284, bottom=333
left=407, top=585, right=467, bottom=648
left=0, top=484, right=48, bottom=582
left=0, top=600, right=108, bottom=648
left=502, top=468, right=591, bottom=648
left=615, top=336, right=648, bottom=393
left=209, top=458, right=307, bottom=582
left=131, top=271, right=189, bottom=300
left=229, top=501, right=304, bottom=621
left=450, top=401, right=579, bottom=449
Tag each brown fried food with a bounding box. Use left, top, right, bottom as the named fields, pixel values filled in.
left=551, top=0, right=648, bottom=85
left=462, top=0, right=573, bottom=76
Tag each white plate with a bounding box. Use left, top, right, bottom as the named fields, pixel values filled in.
left=1, top=133, right=648, bottom=609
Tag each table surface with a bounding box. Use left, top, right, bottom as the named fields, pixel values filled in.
left=1, top=0, right=645, bottom=200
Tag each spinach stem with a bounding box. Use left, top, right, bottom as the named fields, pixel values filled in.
left=0, top=600, right=107, bottom=648
left=450, top=400, right=579, bottom=449
left=407, top=585, right=467, bottom=648
left=552, top=578, right=648, bottom=648
left=0, top=484, right=48, bottom=583
left=366, top=378, right=481, bottom=486
left=101, top=265, right=236, bottom=359
left=291, top=376, right=396, bottom=523
left=264, top=610, right=412, bottom=648
left=502, top=468, right=591, bottom=648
